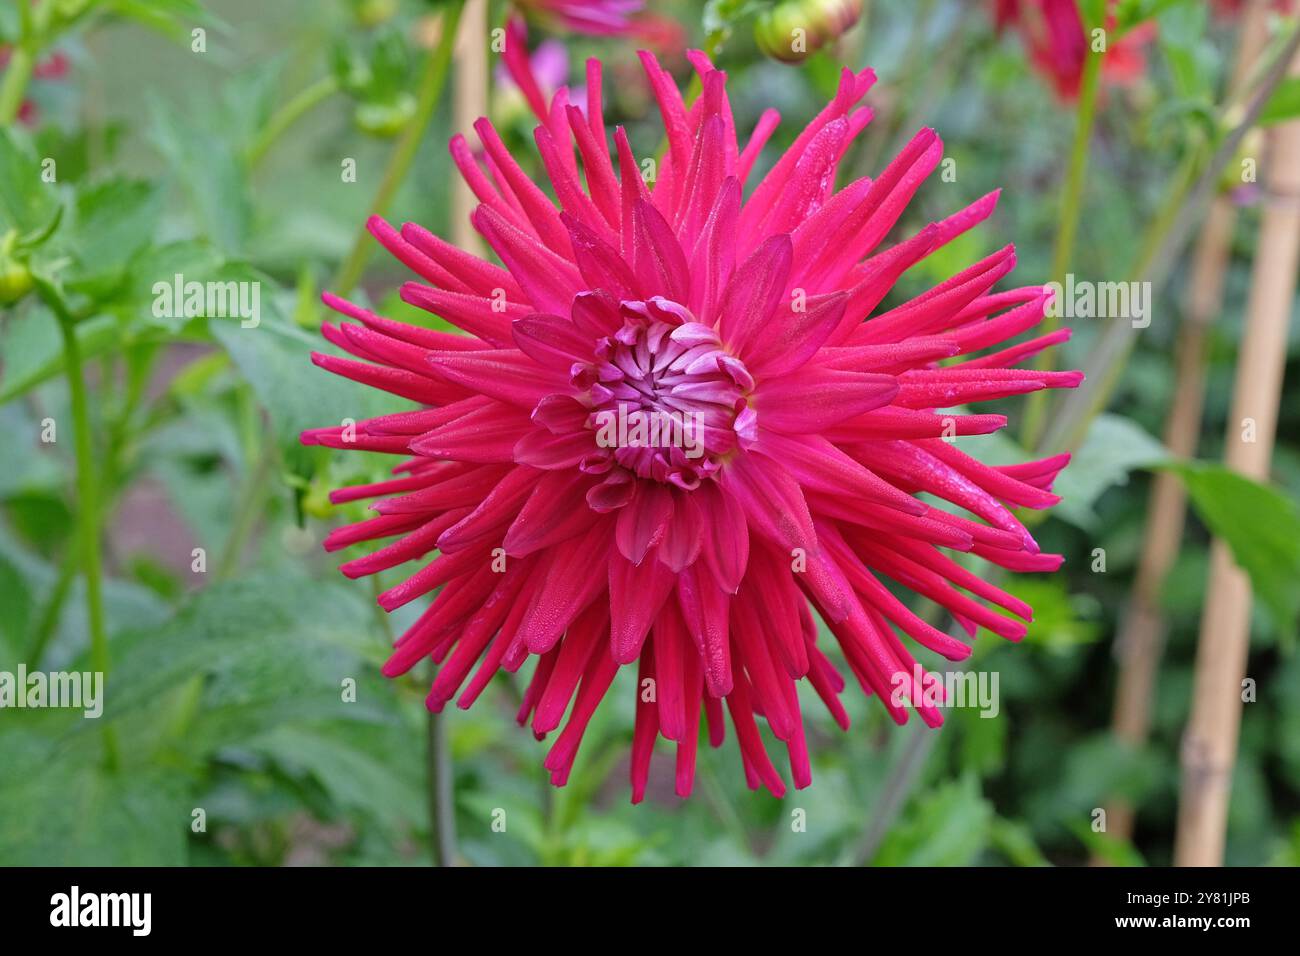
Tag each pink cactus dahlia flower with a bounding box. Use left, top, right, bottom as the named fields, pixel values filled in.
left=302, top=50, right=1079, bottom=800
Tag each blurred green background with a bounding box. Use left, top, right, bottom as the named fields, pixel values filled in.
left=1, top=0, right=1299, bottom=866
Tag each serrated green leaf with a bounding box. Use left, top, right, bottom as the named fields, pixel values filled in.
left=1052, top=414, right=1169, bottom=528
left=1165, top=461, right=1300, bottom=639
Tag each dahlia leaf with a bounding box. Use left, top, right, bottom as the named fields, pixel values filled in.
left=1050, top=413, right=1169, bottom=528
left=1167, top=462, right=1300, bottom=641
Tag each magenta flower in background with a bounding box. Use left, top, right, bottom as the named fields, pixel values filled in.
left=512, top=0, right=685, bottom=52
left=514, top=0, right=643, bottom=36
left=994, top=0, right=1153, bottom=100
left=303, top=49, right=1079, bottom=800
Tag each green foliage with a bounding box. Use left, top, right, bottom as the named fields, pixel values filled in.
left=1051, top=414, right=1169, bottom=529
left=1166, top=462, right=1300, bottom=640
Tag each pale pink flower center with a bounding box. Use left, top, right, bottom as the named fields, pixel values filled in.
left=582, top=298, right=756, bottom=489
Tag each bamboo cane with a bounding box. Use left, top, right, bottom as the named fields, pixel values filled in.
left=451, top=0, right=489, bottom=254
left=1102, top=2, right=1270, bottom=846
left=1173, top=41, right=1300, bottom=868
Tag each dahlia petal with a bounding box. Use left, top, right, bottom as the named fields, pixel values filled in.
left=630, top=649, right=660, bottom=804
left=675, top=113, right=727, bottom=248
left=409, top=402, right=532, bottom=462
left=566, top=104, right=622, bottom=227
left=719, top=234, right=792, bottom=357
left=630, top=199, right=691, bottom=306
left=309, top=352, right=463, bottom=406
left=755, top=367, right=898, bottom=432
left=615, top=480, right=674, bottom=564
left=366, top=215, right=467, bottom=291
left=686, top=176, right=741, bottom=325
left=609, top=549, right=676, bottom=664
left=948, top=296, right=1049, bottom=353
left=852, top=245, right=1017, bottom=345
left=511, top=428, right=594, bottom=470
left=536, top=127, right=617, bottom=249
left=759, top=118, right=850, bottom=239
left=426, top=349, right=565, bottom=408
left=400, top=221, right=524, bottom=298
left=741, top=66, right=875, bottom=243
left=512, top=313, right=595, bottom=367
left=504, top=470, right=601, bottom=557
left=677, top=564, right=733, bottom=697
left=825, top=408, right=1007, bottom=442
left=960, top=327, right=1073, bottom=370
left=377, top=546, right=488, bottom=613
left=744, top=291, right=848, bottom=380
left=694, top=480, right=748, bottom=593
left=323, top=512, right=425, bottom=553
left=502, top=15, right=550, bottom=122
left=398, top=283, right=522, bottom=347
left=652, top=600, right=691, bottom=742
left=473, top=205, right=583, bottom=314
left=518, top=521, right=612, bottom=653
left=563, top=212, right=640, bottom=300
left=724, top=662, right=786, bottom=797
left=917, top=438, right=1062, bottom=509
left=474, top=118, right=572, bottom=257
left=759, top=431, right=925, bottom=516
left=372, top=465, right=509, bottom=515
left=322, top=292, right=495, bottom=350
left=532, top=603, right=605, bottom=734
left=997, top=452, right=1071, bottom=491
left=747, top=543, right=811, bottom=678
left=731, top=593, right=797, bottom=741
left=542, top=645, right=619, bottom=783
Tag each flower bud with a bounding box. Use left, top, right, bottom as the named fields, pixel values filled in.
left=354, top=93, right=416, bottom=138
left=754, top=0, right=862, bottom=64
left=0, top=232, right=33, bottom=306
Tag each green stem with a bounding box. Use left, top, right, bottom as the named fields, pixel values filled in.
left=1036, top=19, right=1300, bottom=456
left=0, top=0, right=52, bottom=127
left=244, top=75, right=340, bottom=168
left=50, top=292, right=120, bottom=772
left=216, top=445, right=273, bottom=580
left=332, top=0, right=466, bottom=296
left=848, top=721, right=939, bottom=866
left=0, top=45, right=36, bottom=126
left=426, top=697, right=457, bottom=866
left=26, top=547, right=77, bottom=666
left=1040, top=151, right=1200, bottom=456
left=1020, top=39, right=1102, bottom=448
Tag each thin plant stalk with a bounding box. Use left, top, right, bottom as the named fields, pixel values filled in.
left=244, top=75, right=340, bottom=168
left=0, top=0, right=39, bottom=125
left=1102, top=3, right=1270, bottom=846
left=426, top=684, right=458, bottom=866
left=1020, top=34, right=1103, bottom=448
left=42, top=284, right=120, bottom=771
left=1174, top=46, right=1300, bottom=867
left=1039, top=19, right=1300, bottom=456
left=333, top=0, right=466, bottom=296
left=0, top=45, right=36, bottom=125
left=451, top=0, right=489, bottom=255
